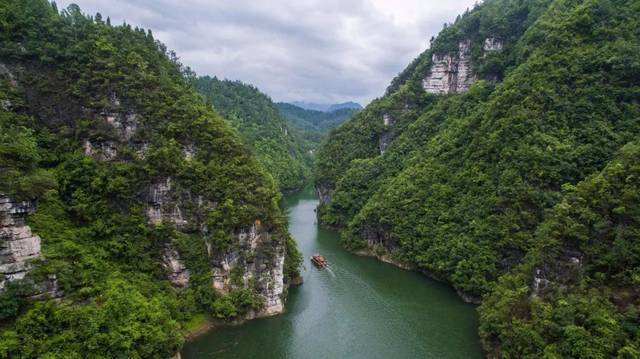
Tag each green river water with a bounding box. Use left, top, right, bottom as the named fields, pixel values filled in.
left=182, top=185, right=482, bottom=358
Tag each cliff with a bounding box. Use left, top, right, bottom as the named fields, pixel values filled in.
left=0, top=2, right=301, bottom=357
left=0, top=195, right=40, bottom=291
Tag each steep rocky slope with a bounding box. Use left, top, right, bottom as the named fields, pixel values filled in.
left=316, top=0, right=640, bottom=356
left=0, top=1, right=301, bottom=357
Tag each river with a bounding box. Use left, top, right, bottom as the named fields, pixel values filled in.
left=182, top=185, right=482, bottom=358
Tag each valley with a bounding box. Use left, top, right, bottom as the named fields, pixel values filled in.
left=1, top=0, right=639, bottom=358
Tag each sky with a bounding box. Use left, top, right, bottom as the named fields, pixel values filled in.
left=57, top=0, right=479, bottom=106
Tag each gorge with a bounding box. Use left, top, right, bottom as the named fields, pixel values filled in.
left=1, top=0, right=639, bottom=358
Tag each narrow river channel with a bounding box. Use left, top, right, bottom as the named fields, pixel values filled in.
left=182, top=185, right=482, bottom=358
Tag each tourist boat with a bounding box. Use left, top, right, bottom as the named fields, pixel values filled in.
left=310, top=254, right=328, bottom=268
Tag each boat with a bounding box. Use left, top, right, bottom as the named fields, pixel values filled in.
left=310, top=254, right=328, bottom=268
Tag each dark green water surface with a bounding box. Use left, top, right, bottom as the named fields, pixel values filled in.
left=182, top=185, right=482, bottom=358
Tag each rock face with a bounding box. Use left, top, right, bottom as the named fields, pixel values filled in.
left=145, top=177, right=187, bottom=227
left=83, top=94, right=140, bottom=161
left=423, top=40, right=474, bottom=95
left=161, top=245, right=190, bottom=288
left=379, top=114, right=395, bottom=154
left=316, top=186, right=332, bottom=205
left=211, top=221, right=286, bottom=317
left=531, top=249, right=583, bottom=297
left=83, top=139, right=118, bottom=160
left=103, top=110, right=137, bottom=141
left=483, top=37, right=503, bottom=52
left=0, top=195, right=41, bottom=292
left=423, top=38, right=504, bottom=95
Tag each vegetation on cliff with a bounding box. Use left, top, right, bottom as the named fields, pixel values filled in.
left=0, top=1, right=301, bottom=357
left=316, top=0, right=640, bottom=355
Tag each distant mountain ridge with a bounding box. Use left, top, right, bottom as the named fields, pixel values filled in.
left=290, top=101, right=362, bottom=112
left=277, top=102, right=357, bottom=135
left=276, top=102, right=359, bottom=158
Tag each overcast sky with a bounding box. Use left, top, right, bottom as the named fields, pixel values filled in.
left=57, top=0, right=478, bottom=105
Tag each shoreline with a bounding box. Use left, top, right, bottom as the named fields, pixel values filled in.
left=182, top=307, right=288, bottom=343
left=352, top=247, right=482, bottom=305
left=181, top=277, right=302, bottom=343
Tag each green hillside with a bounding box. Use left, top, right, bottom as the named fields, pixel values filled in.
left=194, top=77, right=311, bottom=192
left=316, top=0, right=640, bottom=356
left=0, top=1, right=300, bottom=357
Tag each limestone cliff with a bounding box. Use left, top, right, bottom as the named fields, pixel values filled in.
left=211, top=222, right=286, bottom=317
left=379, top=114, right=394, bottom=154
left=423, top=40, right=474, bottom=94
left=0, top=195, right=41, bottom=292
left=423, top=38, right=503, bottom=95
left=144, top=177, right=286, bottom=316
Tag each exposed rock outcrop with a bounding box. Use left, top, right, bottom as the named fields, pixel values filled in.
left=316, top=186, right=332, bottom=205
left=0, top=62, right=17, bottom=86
left=383, top=114, right=393, bottom=127
left=483, top=37, right=503, bottom=52
left=211, top=221, right=286, bottom=317
left=0, top=195, right=41, bottom=292
left=82, top=94, right=139, bottom=161
left=531, top=249, right=584, bottom=297
left=379, top=132, right=393, bottom=154
left=378, top=114, right=396, bottom=154
left=103, top=111, right=138, bottom=141
left=423, top=40, right=474, bottom=95
left=161, top=245, right=190, bottom=287
left=83, top=139, right=118, bottom=160
left=423, top=37, right=504, bottom=95
left=145, top=178, right=187, bottom=227
left=145, top=180, right=286, bottom=315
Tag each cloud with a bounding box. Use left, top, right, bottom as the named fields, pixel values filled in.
left=56, top=0, right=478, bottom=105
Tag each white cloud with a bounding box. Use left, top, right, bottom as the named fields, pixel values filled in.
left=56, top=0, right=477, bottom=105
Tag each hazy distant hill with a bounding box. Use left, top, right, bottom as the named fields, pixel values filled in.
left=277, top=102, right=357, bottom=135
left=290, top=101, right=362, bottom=112
left=276, top=102, right=359, bottom=158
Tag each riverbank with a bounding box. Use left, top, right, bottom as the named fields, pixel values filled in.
left=353, top=246, right=482, bottom=304
left=182, top=301, right=297, bottom=343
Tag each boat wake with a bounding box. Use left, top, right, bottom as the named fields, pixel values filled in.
left=325, top=266, right=336, bottom=278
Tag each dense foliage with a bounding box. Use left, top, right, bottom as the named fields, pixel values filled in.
left=0, top=1, right=300, bottom=357
left=316, top=0, right=640, bottom=355
left=194, top=76, right=311, bottom=191
left=480, top=142, right=640, bottom=358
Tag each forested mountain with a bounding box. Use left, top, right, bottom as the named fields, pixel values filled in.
left=193, top=76, right=310, bottom=192
left=315, top=0, right=640, bottom=356
left=277, top=102, right=358, bottom=154
left=0, top=1, right=301, bottom=357
left=277, top=102, right=357, bottom=135
left=290, top=101, right=361, bottom=113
